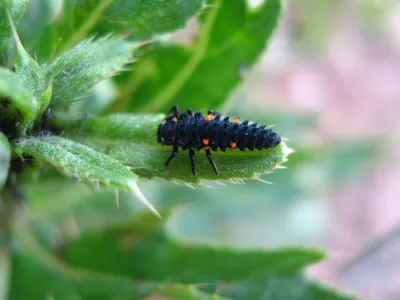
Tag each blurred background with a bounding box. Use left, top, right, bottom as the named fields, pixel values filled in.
left=151, top=0, right=400, bottom=299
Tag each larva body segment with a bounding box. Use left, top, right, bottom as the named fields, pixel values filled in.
left=157, top=105, right=281, bottom=176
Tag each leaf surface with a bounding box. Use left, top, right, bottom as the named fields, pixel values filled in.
left=14, top=135, right=160, bottom=216
left=46, top=37, right=133, bottom=108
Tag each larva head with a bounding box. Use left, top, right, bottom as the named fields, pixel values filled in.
left=264, top=129, right=281, bottom=148
left=157, top=116, right=178, bottom=145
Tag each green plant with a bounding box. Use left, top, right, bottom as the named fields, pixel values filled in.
left=0, top=0, right=356, bottom=299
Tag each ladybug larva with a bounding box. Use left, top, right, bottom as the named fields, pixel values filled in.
left=157, top=105, right=282, bottom=176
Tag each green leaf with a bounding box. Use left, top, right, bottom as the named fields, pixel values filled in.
left=10, top=251, right=81, bottom=300
left=65, top=221, right=322, bottom=281
left=114, top=0, right=282, bottom=113
left=14, top=135, right=160, bottom=217
left=30, top=0, right=204, bottom=61
left=60, top=216, right=355, bottom=300
left=60, top=114, right=292, bottom=184
left=46, top=37, right=133, bottom=108
left=11, top=215, right=355, bottom=300
left=94, top=0, right=204, bottom=39
left=10, top=228, right=225, bottom=300
left=0, top=67, right=37, bottom=136
left=9, top=15, right=46, bottom=101
left=10, top=251, right=226, bottom=300
left=0, top=0, right=29, bottom=66
left=0, top=133, right=11, bottom=190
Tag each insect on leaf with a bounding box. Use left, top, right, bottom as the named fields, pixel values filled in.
left=60, top=113, right=292, bottom=184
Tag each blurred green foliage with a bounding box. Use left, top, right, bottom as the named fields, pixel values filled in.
left=0, top=0, right=381, bottom=299
left=114, top=0, right=282, bottom=113
left=0, top=133, right=10, bottom=190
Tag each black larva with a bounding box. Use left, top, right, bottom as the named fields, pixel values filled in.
left=157, top=105, right=281, bottom=176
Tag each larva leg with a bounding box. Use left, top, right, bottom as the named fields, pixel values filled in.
left=189, top=148, right=196, bottom=176
left=206, top=149, right=219, bottom=175
left=165, top=144, right=178, bottom=166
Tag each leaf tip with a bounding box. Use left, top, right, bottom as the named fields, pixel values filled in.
left=255, top=177, right=273, bottom=185
left=7, top=12, right=20, bottom=44
left=281, top=141, right=295, bottom=156
left=127, top=180, right=161, bottom=219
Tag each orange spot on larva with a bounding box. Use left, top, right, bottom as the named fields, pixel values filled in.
left=172, top=117, right=178, bottom=123
left=233, top=118, right=240, bottom=124
left=203, top=138, right=209, bottom=145
left=205, top=114, right=213, bottom=121
left=204, top=145, right=210, bottom=151
left=229, top=141, right=237, bottom=152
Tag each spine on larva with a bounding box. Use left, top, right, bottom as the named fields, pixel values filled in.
left=173, top=112, right=281, bottom=152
